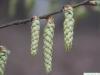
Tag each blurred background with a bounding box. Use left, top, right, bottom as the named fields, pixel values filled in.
left=0, top=0, right=100, bottom=75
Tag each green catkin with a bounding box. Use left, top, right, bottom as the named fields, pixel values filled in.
left=89, top=0, right=100, bottom=6
left=63, top=5, right=75, bottom=51
left=43, top=16, right=55, bottom=73
left=31, top=16, right=40, bottom=56
left=0, top=46, right=10, bottom=75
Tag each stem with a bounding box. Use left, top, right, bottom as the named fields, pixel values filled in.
left=0, top=0, right=96, bottom=29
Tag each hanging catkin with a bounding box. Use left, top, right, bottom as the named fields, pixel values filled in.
left=0, top=46, right=10, bottom=75
left=43, top=16, right=55, bottom=73
left=63, top=5, right=75, bottom=51
left=31, top=16, right=40, bottom=56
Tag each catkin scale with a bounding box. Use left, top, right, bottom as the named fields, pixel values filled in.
left=43, top=16, right=55, bottom=73
left=31, top=16, right=40, bottom=56
left=0, top=46, right=10, bottom=75
left=63, top=5, right=75, bottom=51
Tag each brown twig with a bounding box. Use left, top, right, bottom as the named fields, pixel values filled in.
left=0, top=0, right=97, bottom=29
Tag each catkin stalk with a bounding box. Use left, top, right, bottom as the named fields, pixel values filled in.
left=31, top=16, right=40, bottom=56
left=63, top=5, right=75, bottom=51
left=43, top=16, right=55, bottom=73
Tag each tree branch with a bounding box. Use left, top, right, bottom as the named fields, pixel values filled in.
left=0, top=0, right=97, bottom=29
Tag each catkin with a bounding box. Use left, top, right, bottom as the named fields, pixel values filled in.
left=43, top=16, right=55, bottom=73
left=31, top=16, right=40, bottom=56
left=0, top=46, right=10, bottom=75
left=63, top=5, right=75, bottom=51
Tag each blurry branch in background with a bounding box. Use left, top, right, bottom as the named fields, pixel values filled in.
left=0, top=0, right=100, bottom=29
left=8, top=0, right=18, bottom=17
left=8, top=0, right=35, bottom=17
left=74, top=6, right=87, bottom=20
left=24, top=0, right=35, bottom=11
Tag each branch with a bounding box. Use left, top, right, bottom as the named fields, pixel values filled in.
left=0, top=0, right=97, bottom=29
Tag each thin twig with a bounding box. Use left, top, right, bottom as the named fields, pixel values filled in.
left=0, top=0, right=97, bottom=29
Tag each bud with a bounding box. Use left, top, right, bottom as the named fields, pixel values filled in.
left=89, top=0, right=100, bottom=6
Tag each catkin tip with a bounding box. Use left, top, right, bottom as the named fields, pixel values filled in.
left=32, top=16, right=39, bottom=21
left=0, top=46, right=10, bottom=54
left=63, top=5, right=73, bottom=12
left=89, top=0, right=97, bottom=5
